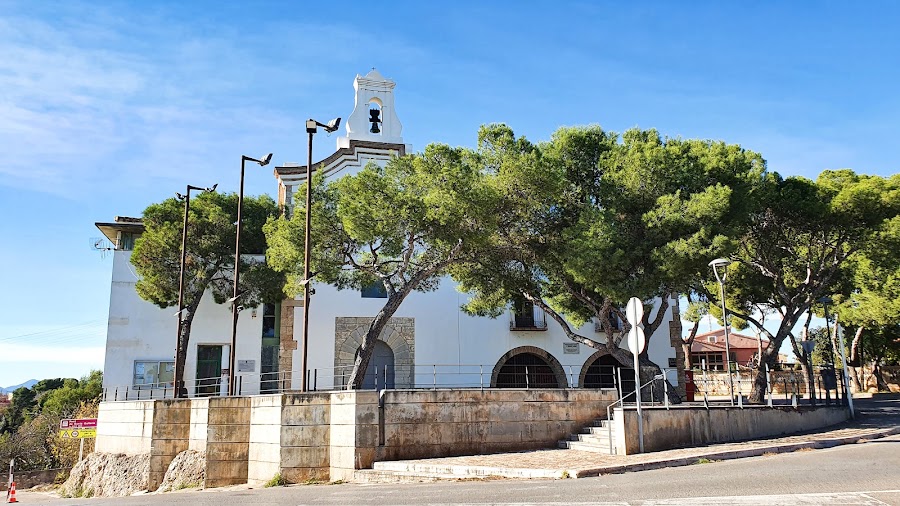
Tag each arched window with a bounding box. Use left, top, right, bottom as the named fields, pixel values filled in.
left=580, top=353, right=635, bottom=398
left=368, top=100, right=383, bottom=135
left=494, top=352, right=561, bottom=388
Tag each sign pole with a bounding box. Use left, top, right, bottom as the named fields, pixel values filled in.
left=632, top=342, right=644, bottom=453
left=626, top=297, right=646, bottom=454
left=79, top=438, right=84, bottom=462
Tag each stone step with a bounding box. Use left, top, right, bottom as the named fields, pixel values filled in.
left=570, top=433, right=611, bottom=444
left=558, top=440, right=613, bottom=453
left=367, top=461, right=567, bottom=481
left=581, top=425, right=612, bottom=435
left=354, top=469, right=453, bottom=484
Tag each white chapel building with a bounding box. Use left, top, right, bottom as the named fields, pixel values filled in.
left=96, top=70, right=682, bottom=398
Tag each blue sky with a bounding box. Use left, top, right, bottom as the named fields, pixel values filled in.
left=1, top=1, right=897, bottom=386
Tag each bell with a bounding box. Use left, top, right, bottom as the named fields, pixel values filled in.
left=369, top=108, right=382, bottom=134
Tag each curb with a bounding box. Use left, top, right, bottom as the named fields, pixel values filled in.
left=569, top=426, right=900, bottom=478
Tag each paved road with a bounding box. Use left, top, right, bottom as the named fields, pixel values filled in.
left=18, top=433, right=900, bottom=505
left=16, top=395, right=900, bottom=505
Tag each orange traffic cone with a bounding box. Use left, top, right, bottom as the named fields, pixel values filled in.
left=6, top=481, right=16, bottom=503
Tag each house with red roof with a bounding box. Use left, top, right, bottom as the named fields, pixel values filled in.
left=689, top=328, right=769, bottom=370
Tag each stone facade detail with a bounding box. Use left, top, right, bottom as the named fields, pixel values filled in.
left=279, top=299, right=302, bottom=386
left=333, top=317, right=415, bottom=388
left=668, top=297, right=687, bottom=398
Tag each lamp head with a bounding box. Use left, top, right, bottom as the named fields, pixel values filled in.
left=817, top=296, right=834, bottom=305
left=175, top=192, right=185, bottom=200
left=207, top=183, right=218, bottom=192
left=258, top=153, right=273, bottom=166
left=325, top=117, right=341, bottom=133
left=708, top=258, right=730, bottom=268
left=708, top=257, right=730, bottom=283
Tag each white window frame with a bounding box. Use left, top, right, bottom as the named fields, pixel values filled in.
left=133, top=359, right=175, bottom=389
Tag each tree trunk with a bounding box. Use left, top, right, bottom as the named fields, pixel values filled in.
left=346, top=293, right=406, bottom=389
left=873, top=361, right=890, bottom=392
left=682, top=319, right=700, bottom=370
left=174, top=296, right=203, bottom=398
left=848, top=326, right=864, bottom=391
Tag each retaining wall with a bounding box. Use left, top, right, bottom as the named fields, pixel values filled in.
left=1, top=468, right=68, bottom=490
left=614, top=404, right=851, bottom=455
left=376, top=389, right=617, bottom=462
left=95, top=400, right=156, bottom=454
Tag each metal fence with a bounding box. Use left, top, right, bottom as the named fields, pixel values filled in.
left=101, top=363, right=668, bottom=402
left=687, top=365, right=852, bottom=407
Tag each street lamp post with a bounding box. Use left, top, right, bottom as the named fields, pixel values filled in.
left=175, top=184, right=217, bottom=398
left=229, top=153, right=273, bottom=396
left=296, top=117, right=341, bottom=392
left=709, top=258, right=735, bottom=405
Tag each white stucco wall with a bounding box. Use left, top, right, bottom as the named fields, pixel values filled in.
left=296, top=279, right=677, bottom=390
left=102, top=249, right=266, bottom=396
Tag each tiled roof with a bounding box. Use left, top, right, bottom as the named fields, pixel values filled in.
left=689, top=328, right=768, bottom=352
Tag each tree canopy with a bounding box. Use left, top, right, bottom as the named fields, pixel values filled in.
left=131, top=192, right=285, bottom=392
left=452, top=124, right=766, bottom=393
left=704, top=170, right=900, bottom=401
left=265, top=144, right=498, bottom=388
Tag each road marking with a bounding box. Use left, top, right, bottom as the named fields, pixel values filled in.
left=638, top=491, right=893, bottom=505
left=418, top=491, right=900, bottom=506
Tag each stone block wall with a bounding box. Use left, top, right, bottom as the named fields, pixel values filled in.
left=375, top=389, right=618, bottom=461
left=205, top=397, right=251, bottom=487
left=279, top=393, right=332, bottom=483
left=148, top=399, right=192, bottom=491
left=247, top=393, right=335, bottom=486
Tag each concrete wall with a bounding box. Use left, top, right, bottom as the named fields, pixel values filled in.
left=148, top=399, right=192, bottom=490
left=279, top=393, right=333, bottom=484
left=1, top=468, right=68, bottom=491
left=105, top=388, right=618, bottom=486
left=329, top=391, right=379, bottom=481
left=204, top=397, right=251, bottom=487
left=247, top=393, right=335, bottom=486
left=614, top=405, right=851, bottom=455
left=247, top=395, right=282, bottom=485
left=376, top=389, right=617, bottom=463
left=95, top=400, right=156, bottom=454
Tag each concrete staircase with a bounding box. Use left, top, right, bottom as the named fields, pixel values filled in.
left=557, top=418, right=616, bottom=454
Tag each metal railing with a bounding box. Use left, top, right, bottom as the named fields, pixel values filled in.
left=686, top=365, right=849, bottom=407
left=101, top=363, right=632, bottom=401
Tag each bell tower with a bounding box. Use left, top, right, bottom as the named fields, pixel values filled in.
left=338, top=69, right=404, bottom=149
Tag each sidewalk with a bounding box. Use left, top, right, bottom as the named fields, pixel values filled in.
left=356, top=394, right=900, bottom=482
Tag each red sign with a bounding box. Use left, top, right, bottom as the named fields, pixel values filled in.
left=60, top=418, right=97, bottom=429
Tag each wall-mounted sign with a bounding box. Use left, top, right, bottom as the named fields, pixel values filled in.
left=563, top=342, right=580, bottom=354
left=237, top=360, right=256, bottom=372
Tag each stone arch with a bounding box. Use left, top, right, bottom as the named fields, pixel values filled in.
left=333, top=317, right=414, bottom=388
left=578, top=350, right=635, bottom=394
left=490, top=345, right=569, bottom=388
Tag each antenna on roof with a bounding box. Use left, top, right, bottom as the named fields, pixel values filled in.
left=90, top=237, right=114, bottom=259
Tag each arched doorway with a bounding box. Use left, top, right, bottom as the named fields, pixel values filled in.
left=580, top=352, right=635, bottom=398
left=491, top=346, right=568, bottom=388
left=358, top=341, right=395, bottom=389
